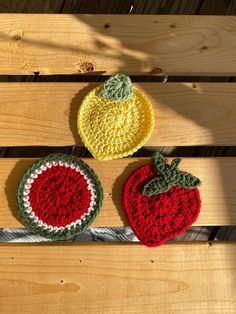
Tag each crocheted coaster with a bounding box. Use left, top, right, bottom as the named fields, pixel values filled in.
left=77, top=74, right=154, bottom=160
left=123, top=152, right=201, bottom=247
left=17, top=154, right=103, bottom=240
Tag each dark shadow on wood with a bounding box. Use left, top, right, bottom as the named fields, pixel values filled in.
left=4, top=159, right=34, bottom=225
left=111, top=158, right=148, bottom=225
left=69, top=83, right=98, bottom=145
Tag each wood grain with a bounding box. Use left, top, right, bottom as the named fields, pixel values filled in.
left=1, top=157, right=236, bottom=228
left=0, top=242, right=235, bottom=314
left=0, top=15, right=236, bottom=74
left=1, top=82, right=236, bottom=146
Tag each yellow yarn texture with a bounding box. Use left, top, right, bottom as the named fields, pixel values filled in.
left=77, top=86, right=154, bottom=160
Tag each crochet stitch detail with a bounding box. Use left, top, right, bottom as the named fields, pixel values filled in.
left=78, top=82, right=154, bottom=160
left=143, top=152, right=201, bottom=196
left=122, top=153, right=201, bottom=247
left=16, top=154, right=103, bottom=241
left=99, top=74, right=133, bottom=101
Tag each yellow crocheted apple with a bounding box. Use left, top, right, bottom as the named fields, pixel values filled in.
left=77, top=74, right=154, bottom=160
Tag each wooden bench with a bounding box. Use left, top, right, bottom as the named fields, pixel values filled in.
left=0, top=14, right=235, bottom=313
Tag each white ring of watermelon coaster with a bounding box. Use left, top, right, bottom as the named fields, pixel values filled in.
left=17, top=154, right=103, bottom=240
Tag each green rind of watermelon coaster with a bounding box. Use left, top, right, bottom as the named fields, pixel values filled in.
left=16, top=154, right=103, bottom=241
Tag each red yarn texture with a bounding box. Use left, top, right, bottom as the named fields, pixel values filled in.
left=29, top=166, right=91, bottom=227
left=123, top=164, right=201, bottom=247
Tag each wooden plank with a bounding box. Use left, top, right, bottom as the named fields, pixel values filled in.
left=0, top=242, right=235, bottom=314
left=0, top=82, right=236, bottom=146
left=0, top=15, right=236, bottom=75
left=1, top=157, right=236, bottom=228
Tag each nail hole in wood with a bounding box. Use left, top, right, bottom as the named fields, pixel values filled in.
left=81, top=62, right=94, bottom=72
left=13, top=35, right=21, bottom=41
left=200, top=46, right=208, bottom=52
left=150, top=68, right=163, bottom=75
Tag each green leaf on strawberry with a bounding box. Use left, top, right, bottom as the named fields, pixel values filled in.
left=143, top=152, right=201, bottom=196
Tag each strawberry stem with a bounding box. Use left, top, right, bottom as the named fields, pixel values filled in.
left=142, top=152, right=201, bottom=196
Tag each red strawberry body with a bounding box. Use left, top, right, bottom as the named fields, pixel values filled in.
left=123, top=162, right=201, bottom=247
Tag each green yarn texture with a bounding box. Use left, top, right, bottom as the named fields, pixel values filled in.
left=16, top=154, right=104, bottom=241
left=143, top=152, right=201, bottom=196
left=99, top=73, right=133, bottom=101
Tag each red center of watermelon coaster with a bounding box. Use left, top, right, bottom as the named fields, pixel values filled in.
left=28, top=165, right=91, bottom=227
left=123, top=164, right=201, bottom=247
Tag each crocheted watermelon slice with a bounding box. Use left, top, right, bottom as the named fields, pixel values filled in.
left=123, top=152, right=201, bottom=247
left=17, top=154, right=103, bottom=240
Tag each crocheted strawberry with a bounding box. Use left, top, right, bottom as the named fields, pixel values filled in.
left=17, top=154, right=103, bottom=240
left=123, top=152, right=201, bottom=247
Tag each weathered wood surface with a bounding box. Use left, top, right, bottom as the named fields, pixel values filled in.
left=1, top=157, right=236, bottom=228
left=0, top=242, right=235, bottom=314
left=0, top=82, right=236, bottom=146
left=0, top=15, right=236, bottom=74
